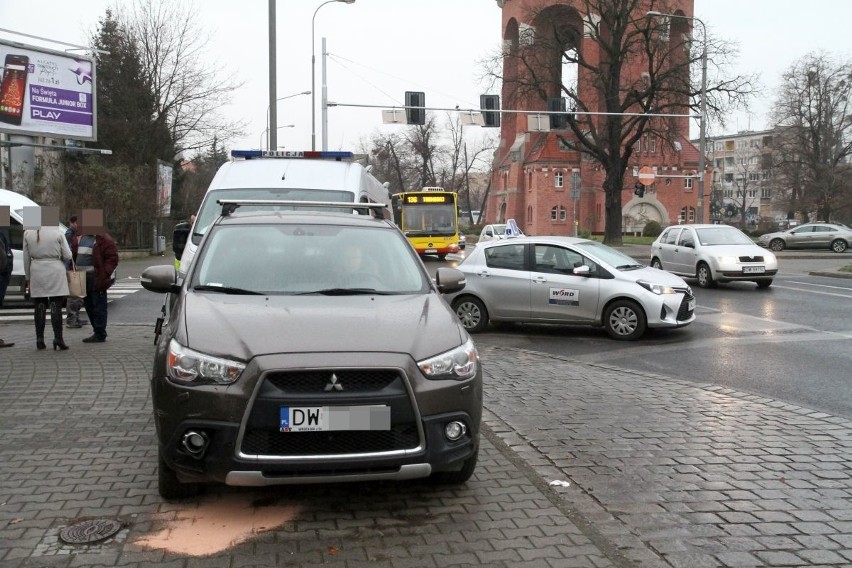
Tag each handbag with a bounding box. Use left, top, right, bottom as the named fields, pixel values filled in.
left=66, top=260, right=87, bottom=298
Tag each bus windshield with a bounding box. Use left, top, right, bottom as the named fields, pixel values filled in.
left=391, top=190, right=460, bottom=258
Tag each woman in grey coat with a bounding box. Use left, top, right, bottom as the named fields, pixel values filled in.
left=23, top=226, right=72, bottom=350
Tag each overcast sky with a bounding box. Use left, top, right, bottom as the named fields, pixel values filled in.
left=2, top=0, right=850, bottom=155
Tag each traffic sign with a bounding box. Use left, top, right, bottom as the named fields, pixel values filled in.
left=638, top=166, right=655, bottom=185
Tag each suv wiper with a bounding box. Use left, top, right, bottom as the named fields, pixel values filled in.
left=194, top=284, right=263, bottom=295
left=298, top=288, right=392, bottom=296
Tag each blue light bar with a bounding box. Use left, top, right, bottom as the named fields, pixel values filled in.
left=230, top=150, right=354, bottom=160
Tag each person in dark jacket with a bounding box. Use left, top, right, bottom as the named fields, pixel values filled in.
left=64, top=214, right=86, bottom=328
left=0, top=220, right=14, bottom=348
left=73, top=230, right=119, bottom=343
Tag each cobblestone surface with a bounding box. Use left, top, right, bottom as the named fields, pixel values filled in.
left=1, top=324, right=850, bottom=566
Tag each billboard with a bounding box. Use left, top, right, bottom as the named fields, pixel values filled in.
left=0, top=40, right=97, bottom=141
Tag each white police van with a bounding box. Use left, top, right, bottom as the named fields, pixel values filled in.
left=0, top=187, right=67, bottom=298
left=175, top=150, right=391, bottom=277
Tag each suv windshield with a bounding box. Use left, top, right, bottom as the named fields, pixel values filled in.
left=192, top=223, right=428, bottom=295
left=193, top=187, right=355, bottom=244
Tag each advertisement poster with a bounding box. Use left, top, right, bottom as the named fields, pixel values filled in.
left=0, top=40, right=96, bottom=141
left=157, top=160, right=173, bottom=217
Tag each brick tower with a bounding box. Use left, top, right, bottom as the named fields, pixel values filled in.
left=487, top=0, right=706, bottom=236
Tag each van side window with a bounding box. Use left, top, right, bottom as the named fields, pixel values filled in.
left=9, top=217, right=23, bottom=249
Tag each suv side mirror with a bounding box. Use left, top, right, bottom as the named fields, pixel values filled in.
left=435, top=267, right=466, bottom=294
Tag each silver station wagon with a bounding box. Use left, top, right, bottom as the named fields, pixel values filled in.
left=444, top=235, right=695, bottom=340
left=142, top=201, right=482, bottom=499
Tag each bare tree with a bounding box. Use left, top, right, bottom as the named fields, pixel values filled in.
left=481, top=0, right=756, bottom=244
left=121, top=0, right=245, bottom=156
left=771, top=51, right=852, bottom=222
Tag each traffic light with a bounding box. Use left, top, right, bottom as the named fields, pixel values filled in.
left=634, top=182, right=646, bottom=198
left=480, top=95, right=501, bottom=127
left=405, top=91, right=425, bottom=125
left=548, top=97, right=569, bottom=129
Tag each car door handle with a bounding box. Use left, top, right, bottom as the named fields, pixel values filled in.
left=533, top=276, right=547, bottom=284
left=477, top=271, right=491, bottom=278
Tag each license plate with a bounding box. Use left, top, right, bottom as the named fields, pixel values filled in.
left=687, top=299, right=696, bottom=311
left=279, top=405, right=390, bottom=432
left=424, top=249, right=437, bottom=254
left=743, top=266, right=765, bottom=274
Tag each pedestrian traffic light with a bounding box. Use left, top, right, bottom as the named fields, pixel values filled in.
left=548, top=97, right=569, bottom=129
left=405, top=91, right=425, bottom=125
left=480, top=94, right=501, bottom=127
left=634, top=182, right=645, bottom=198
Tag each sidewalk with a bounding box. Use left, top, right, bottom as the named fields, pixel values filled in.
left=1, top=323, right=850, bottom=566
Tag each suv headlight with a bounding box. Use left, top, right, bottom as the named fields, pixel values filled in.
left=167, top=339, right=245, bottom=385
left=636, top=280, right=677, bottom=295
left=418, top=338, right=478, bottom=380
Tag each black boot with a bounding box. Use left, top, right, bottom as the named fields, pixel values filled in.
left=50, top=300, right=68, bottom=351
left=34, top=301, right=47, bottom=350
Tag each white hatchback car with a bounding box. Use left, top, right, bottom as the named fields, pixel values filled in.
left=445, top=236, right=695, bottom=340
left=650, top=224, right=778, bottom=289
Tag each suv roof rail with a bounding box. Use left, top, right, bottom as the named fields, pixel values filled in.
left=217, top=199, right=387, bottom=217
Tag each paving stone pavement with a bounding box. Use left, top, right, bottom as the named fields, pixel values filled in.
left=0, top=324, right=850, bottom=567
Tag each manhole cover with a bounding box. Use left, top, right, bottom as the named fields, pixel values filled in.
left=59, top=519, right=122, bottom=544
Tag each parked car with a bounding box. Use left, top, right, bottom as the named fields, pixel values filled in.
left=141, top=201, right=481, bottom=499
left=444, top=236, right=695, bottom=340
left=650, top=224, right=778, bottom=289
left=758, top=222, right=852, bottom=253
left=478, top=219, right=524, bottom=243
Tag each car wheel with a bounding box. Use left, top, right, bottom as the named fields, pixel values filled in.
left=650, top=257, right=664, bottom=270
left=603, top=299, right=647, bottom=340
left=158, top=452, right=201, bottom=501
left=756, top=279, right=773, bottom=289
left=769, top=238, right=785, bottom=252
left=453, top=296, right=489, bottom=333
left=830, top=239, right=848, bottom=253
left=430, top=448, right=478, bottom=484
left=696, top=262, right=717, bottom=289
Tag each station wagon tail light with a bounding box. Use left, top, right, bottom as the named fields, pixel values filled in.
left=636, top=280, right=677, bottom=295
left=418, top=339, right=479, bottom=381
left=167, top=339, right=245, bottom=385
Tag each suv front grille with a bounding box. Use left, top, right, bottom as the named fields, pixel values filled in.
left=240, top=368, right=420, bottom=457
left=265, top=369, right=399, bottom=393
left=242, top=425, right=419, bottom=455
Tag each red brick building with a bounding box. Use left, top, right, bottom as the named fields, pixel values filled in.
left=486, top=0, right=708, bottom=235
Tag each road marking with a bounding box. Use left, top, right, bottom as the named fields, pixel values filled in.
left=772, top=284, right=852, bottom=300
left=0, top=280, right=144, bottom=322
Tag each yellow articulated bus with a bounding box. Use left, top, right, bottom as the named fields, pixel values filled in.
left=391, top=188, right=460, bottom=259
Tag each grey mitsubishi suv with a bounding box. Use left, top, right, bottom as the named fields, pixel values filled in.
left=141, top=201, right=481, bottom=499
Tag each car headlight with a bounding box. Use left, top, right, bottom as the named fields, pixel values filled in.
left=418, top=338, right=478, bottom=380
left=636, top=280, right=677, bottom=295
left=167, top=339, right=245, bottom=385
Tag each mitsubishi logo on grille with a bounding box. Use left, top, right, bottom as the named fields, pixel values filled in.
left=324, top=373, right=344, bottom=392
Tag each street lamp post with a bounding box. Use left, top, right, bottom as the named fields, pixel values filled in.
left=647, top=11, right=708, bottom=223
left=311, top=0, right=355, bottom=151
left=265, top=91, right=310, bottom=150
left=260, top=125, right=295, bottom=151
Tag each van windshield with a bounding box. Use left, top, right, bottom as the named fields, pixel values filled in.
left=193, top=187, right=355, bottom=243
